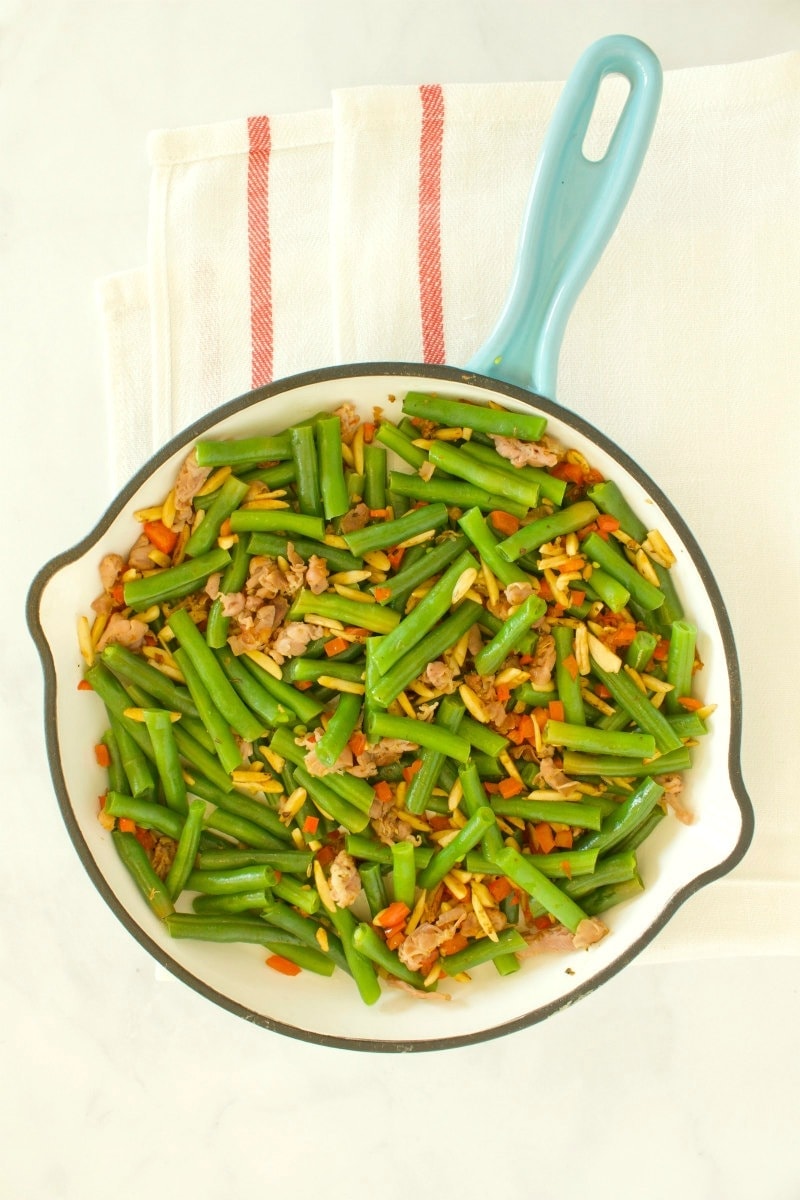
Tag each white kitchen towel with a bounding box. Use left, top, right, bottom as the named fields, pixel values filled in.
left=96, top=51, right=800, bottom=962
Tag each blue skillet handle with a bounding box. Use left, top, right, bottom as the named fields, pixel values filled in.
left=466, top=35, right=662, bottom=400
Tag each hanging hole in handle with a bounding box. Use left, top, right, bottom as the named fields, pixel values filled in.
left=581, top=71, right=632, bottom=162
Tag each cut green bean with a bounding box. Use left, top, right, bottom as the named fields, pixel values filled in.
left=458, top=761, right=505, bottom=860
left=589, top=656, right=683, bottom=754
left=326, top=906, right=382, bottom=1004
left=457, top=507, right=532, bottom=586
left=107, top=712, right=157, bottom=801
left=427, top=441, right=540, bottom=510
left=417, top=806, right=496, bottom=889
left=202, top=808, right=287, bottom=851
left=192, top=890, right=269, bottom=914
left=363, top=442, right=387, bottom=510
left=205, top=534, right=252, bottom=649
left=195, top=848, right=312, bottom=874
left=315, top=415, right=350, bottom=520
left=165, top=798, right=206, bottom=898
left=229, top=509, right=326, bottom=542
left=402, top=391, right=547, bottom=442
left=344, top=835, right=434, bottom=870
left=575, top=776, right=665, bottom=856
left=438, top=928, right=527, bottom=976
left=552, top=625, right=585, bottom=726
left=351, top=922, right=428, bottom=990
left=497, top=501, right=599, bottom=561
left=458, top=440, right=567, bottom=506
left=104, top=791, right=184, bottom=840
left=214, top=643, right=293, bottom=728
left=194, top=434, right=292, bottom=468
left=101, top=643, right=199, bottom=719
left=372, top=549, right=478, bottom=674
left=359, top=862, right=389, bottom=918
left=289, top=588, right=400, bottom=634
left=387, top=470, right=527, bottom=519
left=490, top=797, right=604, bottom=829
left=123, top=547, right=231, bottom=611
left=286, top=656, right=365, bottom=684
left=272, top=876, right=320, bottom=914
left=406, top=695, right=465, bottom=814
left=290, top=422, right=323, bottom=516
left=142, top=707, right=189, bottom=813
left=544, top=720, right=656, bottom=759
left=456, top=715, right=509, bottom=758
left=112, top=830, right=174, bottom=919
left=293, top=765, right=371, bottom=834
left=562, top=745, right=692, bottom=777
left=581, top=532, right=665, bottom=612
left=465, top=847, right=599, bottom=878
left=492, top=846, right=588, bottom=933
left=184, top=475, right=250, bottom=558
left=625, top=630, right=659, bottom=672
left=238, top=461, right=296, bottom=489
left=474, top=592, right=546, bottom=675
left=186, top=864, right=279, bottom=895
left=240, top=654, right=325, bottom=724
left=100, top=727, right=127, bottom=795
left=370, top=534, right=467, bottom=606
left=375, top=420, right=428, bottom=468
left=665, top=620, right=697, bottom=714
left=166, top=607, right=265, bottom=742
left=343, top=502, right=450, bottom=557
left=185, top=772, right=292, bottom=844
left=365, top=712, right=471, bottom=764
left=584, top=568, right=631, bottom=614
left=246, top=532, right=363, bottom=574
left=315, top=691, right=363, bottom=768
left=172, top=648, right=242, bottom=775
left=391, top=841, right=417, bottom=908
left=369, top=599, right=483, bottom=707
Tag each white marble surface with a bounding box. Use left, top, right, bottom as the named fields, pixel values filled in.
left=5, top=3, right=800, bottom=1197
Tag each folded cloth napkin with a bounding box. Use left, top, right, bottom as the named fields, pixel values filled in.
left=96, top=51, right=800, bottom=963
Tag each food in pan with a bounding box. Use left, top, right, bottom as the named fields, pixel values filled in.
left=78, top=391, right=712, bottom=1001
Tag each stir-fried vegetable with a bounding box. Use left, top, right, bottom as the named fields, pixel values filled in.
left=80, top=393, right=713, bottom=1001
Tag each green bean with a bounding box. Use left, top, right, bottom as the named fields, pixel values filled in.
left=406, top=694, right=465, bottom=814
left=315, top=692, right=363, bottom=769
left=289, top=588, right=401, bottom=635
left=551, top=625, right=585, bottom=726
left=465, top=847, right=599, bottom=878
left=544, top=720, right=656, bottom=760
left=580, top=877, right=645, bottom=916
left=370, top=599, right=483, bottom=707
left=171, top=648, right=242, bottom=776
left=584, top=568, right=631, bottom=614
left=358, top=862, right=389, bottom=918
left=625, top=630, right=659, bottom=672
left=497, top=501, right=599, bottom=561
left=560, top=850, right=639, bottom=897
left=289, top=422, right=323, bottom=516
left=667, top=712, right=707, bottom=738
left=260, top=900, right=349, bottom=974
left=491, top=797, right=604, bottom=829
left=417, top=806, right=496, bottom=889
left=192, top=891, right=269, bottom=914
left=166, top=607, right=265, bottom=742
left=123, top=547, right=231, bottom=610
left=351, top=922, right=428, bottom=990
left=458, top=761, right=505, bottom=860
left=272, top=876, right=320, bottom=914
left=427, top=441, right=540, bottom=510
left=402, top=391, right=547, bottom=442
left=457, top=507, right=532, bottom=586
left=474, top=592, right=546, bottom=675
left=165, top=798, right=206, bottom=898
left=112, top=830, right=174, bottom=919
left=185, top=864, right=279, bottom=895
left=246, top=532, right=363, bottom=574
left=195, top=848, right=312, bottom=874
left=229, top=509, right=326, bottom=542
left=101, top=643, right=199, bottom=719
left=142, top=708, right=189, bottom=813
left=665, top=620, right=697, bottom=714
left=375, top=420, right=428, bottom=468
left=240, top=653, right=325, bottom=723
left=238, top=461, right=296, bottom=489
left=166, top=913, right=294, bottom=944
left=456, top=716, right=509, bottom=758
left=391, top=841, right=417, bottom=908
left=205, top=535, right=252, bottom=649
left=347, top=471, right=365, bottom=503
left=492, top=846, right=588, bottom=932
left=562, top=745, right=692, bottom=777
left=612, top=807, right=666, bottom=857
left=512, top=681, right=556, bottom=708
left=185, top=772, right=291, bottom=844
left=104, top=791, right=184, bottom=839
left=314, top=415, right=350, bottom=520
left=214, top=643, right=293, bottom=728
left=457, top=440, right=567, bottom=506
left=107, top=712, right=157, bottom=801
left=342, top=502, right=450, bottom=558
left=184, top=475, right=250, bottom=558
left=363, top=442, right=387, bottom=510
left=286, top=656, right=365, bottom=684
left=575, top=776, right=665, bottom=856
left=202, top=808, right=287, bottom=851
left=589, top=657, right=684, bottom=754
left=344, top=834, right=434, bottom=870
left=327, top=908, right=382, bottom=1003
left=293, top=765, right=371, bottom=834
left=372, top=550, right=477, bottom=674
left=321, top=766, right=382, bottom=816
left=584, top=532, right=666, bottom=613
left=365, top=712, right=471, bottom=764
left=194, top=434, right=292, bottom=468
left=438, top=927, right=527, bottom=976
left=100, top=727, right=127, bottom=795
left=387, top=470, right=527, bottom=519
left=171, top=723, right=235, bottom=793
left=370, top=534, right=467, bottom=606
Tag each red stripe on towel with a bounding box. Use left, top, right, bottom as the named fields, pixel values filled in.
left=247, top=115, right=274, bottom=386
left=418, top=84, right=446, bottom=365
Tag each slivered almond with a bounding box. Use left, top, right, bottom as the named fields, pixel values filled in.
left=133, top=505, right=164, bottom=523
left=574, top=622, right=591, bottom=675
left=332, top=583, right=375, bottom=603
left=643, top=528, right=676, bottom=568
left=459, top=683, right=489, bottom=723
left=123, top=707, right=181, bottom=723
left=363, top=550, right=391, bottom=571
left=480, top=558, right=500, bottom=606
left=405, top=890, right=428, bottom=935
left=313, top=860, right=336, bottom=912
left=634, top=548, right=660, bottom=587
left=197, top=466, right=231, bottom=496
left=442, top=871, right=468, bottom=900
left=588, top=634, right=622, bottom=674
left=471, top=889, right=499, bottom=941
left=161, top=489, right=177, bottom=532
left=316, top=676, right=365, bottom=695
left=77, top=616, right=94, bottom=665
left=328, top=570, right=372, bottom=585
left=451, top=566, right=478, bottom=605
left=245, top=649, right=284, bottom=679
